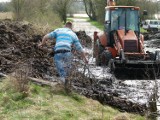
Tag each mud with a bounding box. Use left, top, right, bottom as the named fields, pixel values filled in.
left=0, top=20, right=57, bottom=78
left=72, top=76, right=147, bottom=115
left=76, top=31, right=92, bottom=47
left=0, top=20, right=92, bottom=79
left=144, top=32, right=160, bottom=48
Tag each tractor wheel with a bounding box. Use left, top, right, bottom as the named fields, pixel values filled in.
left=95, top=39, right=104, bottom=66
left=119, top=49, right=126, bottom=63
left=108, top=59, right=115, bottom=73
left=155, top=50, right=160, bottom=62
left=101, top=50, right=112, bottom=66
left=149, top=52, right=155, bottom=60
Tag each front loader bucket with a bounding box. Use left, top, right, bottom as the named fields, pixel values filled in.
left=112, top=60, right=160, bottom=80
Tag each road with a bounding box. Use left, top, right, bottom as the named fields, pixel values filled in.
left=72, top=18, right=112, bottom=79
left=72, top=18, right=103, bottom=39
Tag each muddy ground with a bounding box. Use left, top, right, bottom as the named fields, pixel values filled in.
left=1, top=20, right=160, bottom=115
left=0, top=20, right=91, bottom=78
left=144, top=32, right=160, bottom=48
left=0, top=20, right=56, bottom=78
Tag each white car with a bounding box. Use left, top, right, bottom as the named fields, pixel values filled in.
left=142, top=19, right=160, bottom=32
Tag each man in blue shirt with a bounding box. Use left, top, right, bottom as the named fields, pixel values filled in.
left=38, top=22, right=88, bottom=89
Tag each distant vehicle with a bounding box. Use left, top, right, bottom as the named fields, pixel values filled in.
left=142, top=19, right=160, bottom=32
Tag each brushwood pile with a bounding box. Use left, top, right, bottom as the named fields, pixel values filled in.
left=0, top=20, right=92, bottom=79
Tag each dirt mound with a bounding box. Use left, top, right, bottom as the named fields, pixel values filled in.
left=0, top=20, right=56, bottom=78
left=0, top=20, right=92, bottom=78
left=76, top=31, right=92, bottom=47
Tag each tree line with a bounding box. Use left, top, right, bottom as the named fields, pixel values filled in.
left=83, top=0, right=160, bottom=23
left=0, top=0, right=160, bottom=26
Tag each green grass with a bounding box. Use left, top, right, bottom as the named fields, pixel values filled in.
left=87, top=19, right=104, bottom=30
left=140, top=27, right=148, bottom=33
left=0, top=77, right=146, bottom=120
left=67, top=18, right=74, bottom=23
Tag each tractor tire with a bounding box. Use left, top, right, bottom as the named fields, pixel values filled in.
left=149, top=52, right=155, bottom=60
left=95, top=39, right=104, bottom=66
left=119, top=49, right=126, bottom=63
left=108, top=59, right=115, bottom=73
left=101, top=50, right=112, bottom=66
left=155, top=50, right=160, bottom=62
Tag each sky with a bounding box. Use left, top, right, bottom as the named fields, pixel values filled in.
left=0, top=0, right=11, bottom=2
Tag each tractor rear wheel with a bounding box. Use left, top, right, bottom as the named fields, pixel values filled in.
left=95, top=39, right=104, bottom=66
left=108, top=59, right=115, bottom=72
left=101, top=50, right=112, bottom=65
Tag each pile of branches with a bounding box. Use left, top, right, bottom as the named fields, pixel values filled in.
left=0, top=20, right=92, bottom=79
left=76, top=31, right=92, bottom=47
left=0, top=20, right=56, bottom=78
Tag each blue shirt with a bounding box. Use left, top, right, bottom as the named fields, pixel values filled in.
left=48, top=28, right=83, bottom=52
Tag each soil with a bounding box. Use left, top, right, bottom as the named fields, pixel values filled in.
left=0, top=20, right=92, bottom=79
left=72, top=77, right=147, bottom=115
left=144, top=32, right=160, bottom=48
left=0, top=20, right=56, bottom=78
left=76, top=31, right=92, bottom=47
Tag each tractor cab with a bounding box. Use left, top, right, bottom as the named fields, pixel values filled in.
left=104, top=6, right=140, bottom=46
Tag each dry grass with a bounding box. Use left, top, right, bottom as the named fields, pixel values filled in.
left=0, top=76, right=145, bottom=120
left=0, top=12, right=13, bottom=20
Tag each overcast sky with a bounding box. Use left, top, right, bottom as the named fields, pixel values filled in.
left=0, top=0, right=11, bottom=2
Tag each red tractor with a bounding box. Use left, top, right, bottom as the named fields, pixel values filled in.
left=93, top=0, right=160, bottom=79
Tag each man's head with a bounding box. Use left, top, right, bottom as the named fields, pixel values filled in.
left=65, top=21, right=73, bottom=29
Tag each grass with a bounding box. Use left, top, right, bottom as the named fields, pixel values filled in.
left=0, top=12, right=13, bottom=20
left=0, top=77, right=146, bottom=120
left=87, top=19, right=104, bottom=30
left=140, top=27, right=148, bottom=33
left=67, top=18, right=74, bottom=22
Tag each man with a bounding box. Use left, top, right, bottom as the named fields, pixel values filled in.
left=38, top=22, right=88, bottom=88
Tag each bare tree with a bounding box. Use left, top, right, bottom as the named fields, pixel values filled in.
left=95, top=0, right=106, bottom=23
left=136, top=0, right=160, bottom=19
left=11, top=0, right=61, bottom=28
left=83, top=0, right=97, bottom=20
left=52, top=0, right=73, bottom=24
left=11, top=0, right=25, bottom=20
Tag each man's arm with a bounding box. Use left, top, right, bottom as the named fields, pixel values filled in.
left=80, top=51, right=88, bottom=64
left=38, top=34, right=50, bottom=47
left=72, top=35, right=88, bottom=64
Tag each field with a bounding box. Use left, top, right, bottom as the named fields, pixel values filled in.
left=0, top=12, right=13, bottom=20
